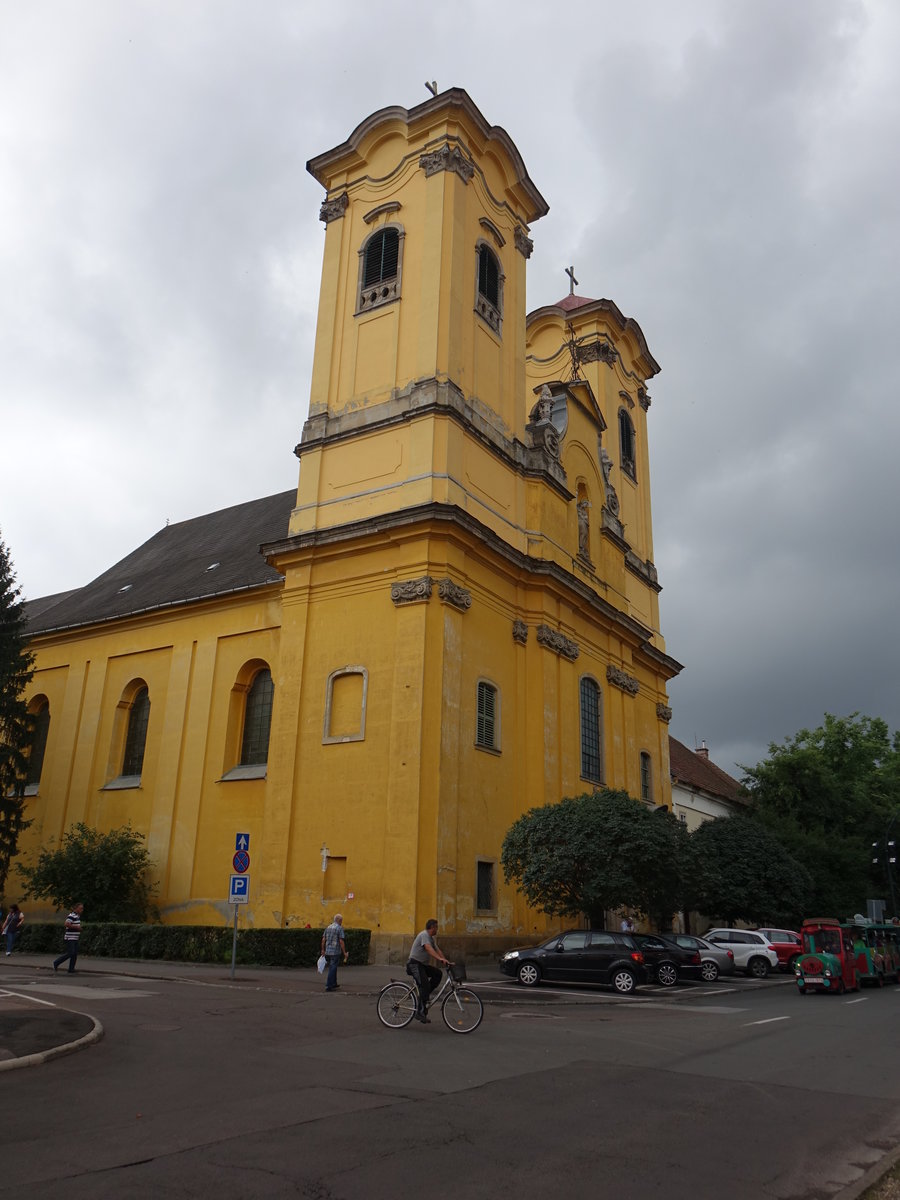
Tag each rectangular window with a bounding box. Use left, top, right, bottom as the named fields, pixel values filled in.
left=476, top=860, right=495, bottom=912
left=476, top=681, right=498, bottom=750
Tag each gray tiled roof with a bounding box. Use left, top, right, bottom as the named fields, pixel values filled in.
left=27, top=490, right=295, bottom=636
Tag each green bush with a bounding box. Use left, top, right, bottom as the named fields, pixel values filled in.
left=16, top=923, right=371, bottom=967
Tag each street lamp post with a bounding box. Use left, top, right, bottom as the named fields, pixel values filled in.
left=871, top=812, right=899, bottom=916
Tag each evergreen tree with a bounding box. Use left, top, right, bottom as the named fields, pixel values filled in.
left=0, top=531, right=34, bottom=896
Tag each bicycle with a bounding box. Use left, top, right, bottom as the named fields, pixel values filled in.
left=376, top=963, right=483, bottom=1033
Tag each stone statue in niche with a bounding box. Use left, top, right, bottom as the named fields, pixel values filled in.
left=577, top=498, right=591, bottom=558
left=599, top=448, right=620, bottom=518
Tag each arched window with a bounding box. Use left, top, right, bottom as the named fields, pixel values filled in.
left=619, top=409, right=636, bottom=480
left=640, top=751, right=652, bottom=803
left=240, top=669, right=274, bottom=766
left=26, top=699, right=50, bottom=790
left=122, top=687, right=150, bottom=778
left=579, top=677, right=603, bottom=784
left=475, top=242, right=502, bottom=333
left=476, top=681, right=499, bottom=751
left=357, top=226, right=403, bottom=313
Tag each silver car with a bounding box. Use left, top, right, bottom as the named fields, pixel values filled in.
left=702, top=928, right=780, bottom=977
left=666, top=933, right=735, bottom=983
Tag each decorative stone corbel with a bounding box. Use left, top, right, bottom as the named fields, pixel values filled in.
left=419, top=142, right=475, bottom=183
left=536, top=625, right=579, bottom=661
left=391, top=576, right=433, bottom=605
left=437, top=578, right=472, bottom=611
left=607, top=665, right=640, bottom=696
left=319, top=192, right=349, bottom=224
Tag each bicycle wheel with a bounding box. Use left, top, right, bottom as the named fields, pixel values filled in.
left=441, top=986, right=483, bottom=1033
left=377, top=983, right=417, bottom=1029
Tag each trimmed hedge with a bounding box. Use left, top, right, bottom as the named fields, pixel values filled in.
left=16, top=922, right=371, bottom=967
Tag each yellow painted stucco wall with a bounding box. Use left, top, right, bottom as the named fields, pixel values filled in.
left=17, top=90, right=679, bottom=956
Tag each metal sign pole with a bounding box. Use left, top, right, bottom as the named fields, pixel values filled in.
left=230, top=902, right=239, bottom=980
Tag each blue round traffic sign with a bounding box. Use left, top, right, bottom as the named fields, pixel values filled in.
left=233, top=850, right=250, bottom=873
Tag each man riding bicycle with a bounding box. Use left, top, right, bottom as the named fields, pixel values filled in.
left=407, top=919, right=450, bottom=1023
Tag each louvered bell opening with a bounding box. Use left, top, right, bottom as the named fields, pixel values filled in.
left=363, top=229, right=399, bottom=288
left=478, top=245, right=500, bottom=308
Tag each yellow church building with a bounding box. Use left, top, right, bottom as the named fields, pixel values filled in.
left=19, top=88, right=681, bottom=958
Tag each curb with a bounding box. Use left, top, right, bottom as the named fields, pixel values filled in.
left=0, top=1012, right=104, bottom=1073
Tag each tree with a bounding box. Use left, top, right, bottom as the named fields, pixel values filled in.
left=18, top=823, right=158, bottom=922
left=0, top=532, right=34, bottom=897
left=742, top=713, right=900, bottom=916
left=686, top=816, right=812, bottom=926
left=500, top=789, right=688, bottom=927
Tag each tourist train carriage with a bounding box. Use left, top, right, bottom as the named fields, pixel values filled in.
left=795, top=918, right=900, bottom=994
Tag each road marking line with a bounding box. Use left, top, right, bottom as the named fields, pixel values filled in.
left=0, top=989, right=57, bottom=1007
left=743, top=1016, right=791, bottom=1026
left=844, top=997, right=868, bottom=1004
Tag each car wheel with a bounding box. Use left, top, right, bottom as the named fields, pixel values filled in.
left=787, top=954, right=800, bottom=973
left=517, top=962, right=541, bottom=988
left=656, top=961, right=679, bottom=988
left=700, top=959, right=719, bottom=983
left=797, top=984, right=807, bottom=994
left=748, top=956, right=770, bottom=979
left=611, top=968, right=637, bottom=995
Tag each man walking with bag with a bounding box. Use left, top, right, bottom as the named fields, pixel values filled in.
left=53, top=903, right=84, bottom=974
left=321, top=914, right=348, bottom=992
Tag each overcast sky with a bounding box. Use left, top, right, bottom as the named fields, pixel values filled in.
left=2, top=0, right=898, bottom=778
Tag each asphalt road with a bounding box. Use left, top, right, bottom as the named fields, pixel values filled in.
left=1, top=959, right=899, bottom=1199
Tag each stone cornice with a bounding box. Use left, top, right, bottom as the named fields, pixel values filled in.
left=297, top=377, right=571, bottom=500
left=262, top=502, right=683, bottom=680
left=306, top=88, right=549, bottom=223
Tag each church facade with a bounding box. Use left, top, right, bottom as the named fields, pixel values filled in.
left=20, top=90, right=681, bottom=958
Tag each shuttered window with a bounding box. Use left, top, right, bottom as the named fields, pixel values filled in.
left=363, top=228, right=400, bottom=287
left=477, top=244, right=500, bottom=307
left=476, top=681, right=498, bottom=750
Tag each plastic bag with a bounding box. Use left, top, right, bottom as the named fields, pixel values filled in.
left=317, top=955, right=327, bottom=974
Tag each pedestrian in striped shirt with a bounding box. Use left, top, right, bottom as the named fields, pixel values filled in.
left=52, top=904, right=84, bottom=975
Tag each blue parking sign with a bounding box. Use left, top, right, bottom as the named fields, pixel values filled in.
left=229, top=874, right=250, bottom=904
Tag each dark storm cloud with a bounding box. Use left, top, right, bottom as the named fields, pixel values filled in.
left=1, top=1, right=897, bottom=774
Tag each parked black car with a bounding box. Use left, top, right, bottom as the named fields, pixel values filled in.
left=632, top=933, right=703, bottom=987
left=499, top=930, right=647, bottom=994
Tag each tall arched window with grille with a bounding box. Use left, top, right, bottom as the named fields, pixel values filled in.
left=640, top=751, right=652, bottom=803
left=357, top=226, right=403, bottom=313
left=25, top=699, right=50, bottom=791
left=579, top=677, right=603, bottom=784
left=122, top=686, right=151, bottom=778
left=240, top=669, right=274, bottom=766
